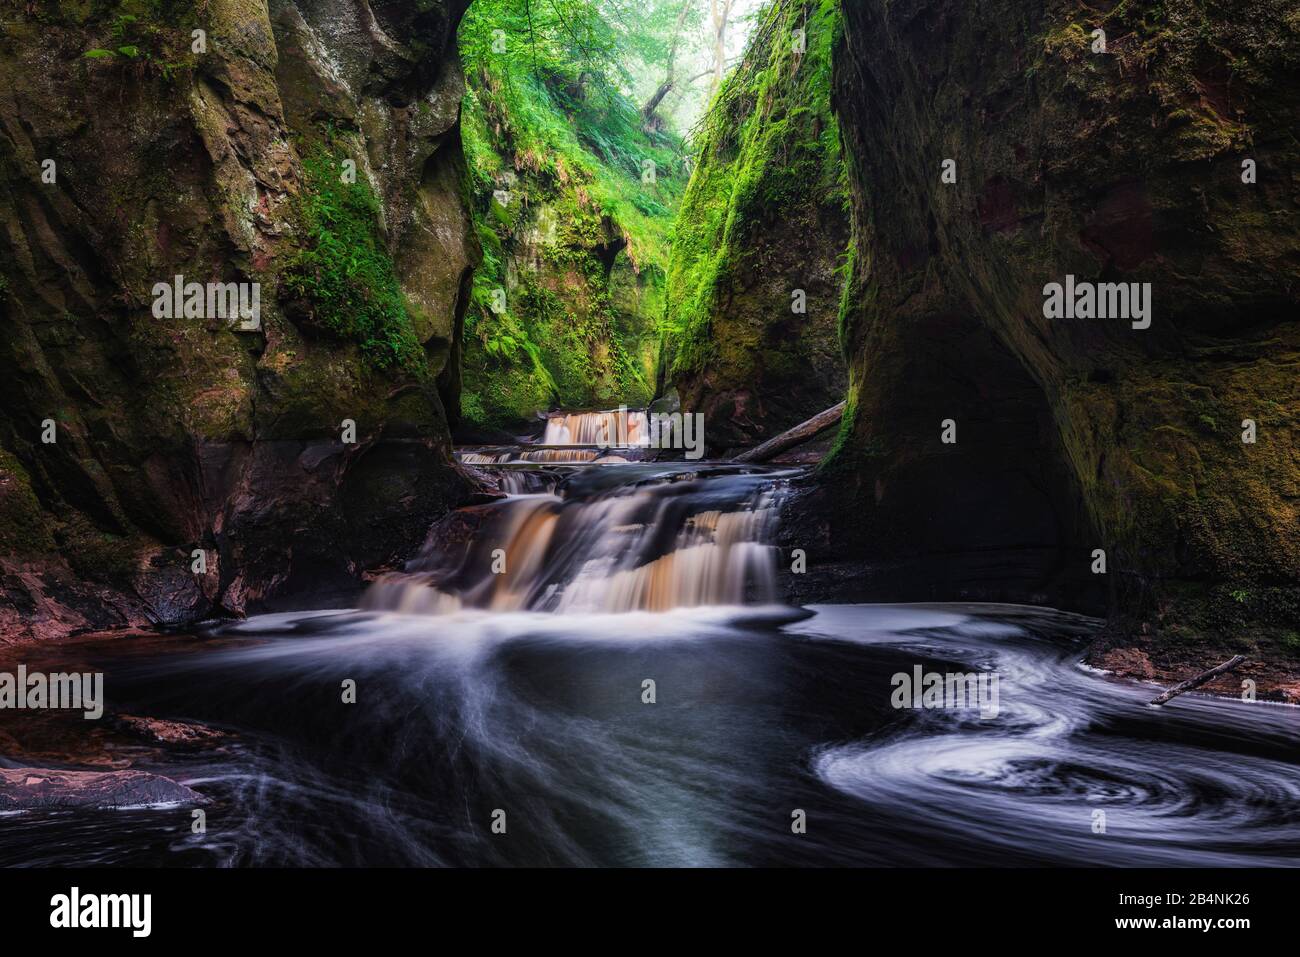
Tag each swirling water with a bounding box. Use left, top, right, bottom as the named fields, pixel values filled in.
left=2, top=602, right=1296, bottom=866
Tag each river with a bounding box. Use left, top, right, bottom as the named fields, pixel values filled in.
left=2, top=411, right=1297, bottom=866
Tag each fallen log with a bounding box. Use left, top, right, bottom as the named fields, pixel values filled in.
left=731, top=401, right=846, bottom=464
left=1149, top=654, right=1248, bottom=706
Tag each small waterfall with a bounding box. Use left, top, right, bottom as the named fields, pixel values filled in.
left=497, top=470, right=560, bottom=495
left=364, top=466, right=789, bottom=615
left=554, top=506, right=780, bottom=612
left=543, top=408, right=650, bottom=446
left=518, top=449, right=601, bottom=463
left=457, top=448, right=621, bottom=465
left=459, top=451, right=514, bottom=465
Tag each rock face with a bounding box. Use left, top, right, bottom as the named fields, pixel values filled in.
left=821, top=0, right=1299, bottom=657
left=665, top=0, right=849, bottom=456
left=0, top=1, right=479, bottom=640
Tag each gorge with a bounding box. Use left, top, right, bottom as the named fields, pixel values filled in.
left=0, top=0, right=1297, bottom=869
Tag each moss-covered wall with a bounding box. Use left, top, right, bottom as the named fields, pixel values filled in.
left=0, top=0, right=478, bottom=639
left=663, top=0, right=849, bottom=454
left=823, top=0, right=1299, bottom=663
left=456, top=15, right=686, bottom=429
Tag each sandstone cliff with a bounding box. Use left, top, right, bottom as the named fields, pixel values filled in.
left=0, top=0, right=479, bottom=640
left=454, top=2, right=685, bottom=429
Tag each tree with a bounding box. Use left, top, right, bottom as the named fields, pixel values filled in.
left=640, top=1, right=696, bottom=126
left=708, top=0, right=736, bottom=100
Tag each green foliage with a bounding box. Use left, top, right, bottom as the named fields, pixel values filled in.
left=663, top=0, right=847, bottom=379
left=281, top=147, right=426, bottom=373
left=79, top=3, right=197, bottom=77
left=457, top=0, right=688, bottom=426
left=0, top=449, right=55, bottom=555
left=460, top=5, right=687, bottom=264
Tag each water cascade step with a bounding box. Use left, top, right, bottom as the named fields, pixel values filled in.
left=368, top=411, right=802, bottom=614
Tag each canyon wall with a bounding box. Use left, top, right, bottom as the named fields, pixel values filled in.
left=818, top=0, right=1298, bottom=661
left=455, top=4, right=686, bottom=430
left=664, top=0, right=848, bottom=455
left=0, top=0, right=479, bottom=640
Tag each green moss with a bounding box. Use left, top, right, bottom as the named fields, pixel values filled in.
left=0, top=449, right=55, bottom=555
left=58, top=513, right=145, bottom=589
left=1036, top=0, right=1278, bottom=172
left=281, top=146, right=427, bottom=374
left=664, top=0, right=848, bottom=381
left=818, top=388, right=863, bottom=475
left=78, top=1, right=199, bottom=80
left=456, top=8, right=683, bottom=427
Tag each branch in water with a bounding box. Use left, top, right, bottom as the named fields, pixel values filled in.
left=1149, top=655, right=1248, bottom=706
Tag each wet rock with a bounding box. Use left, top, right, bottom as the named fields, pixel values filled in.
left=823, top=0, right=1299, bottom=657
left=113, top=715, right=229, bottom=748
left=0, top=768, right=205, bottom=810
left=1091, top=647, right=1157, bottom=681
left=665, top=1, right=849, bottom=455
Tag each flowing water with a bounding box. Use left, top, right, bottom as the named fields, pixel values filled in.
left=542, top=408, right=650, bottom=446
left=365, top=460, right=790, bottom=614
left=2, top=413, right=1298, bottom=867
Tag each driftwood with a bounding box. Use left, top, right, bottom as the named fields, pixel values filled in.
left=1149, top=655, right=1248, bottom=706
left=731, top=401, right=846, bottom=464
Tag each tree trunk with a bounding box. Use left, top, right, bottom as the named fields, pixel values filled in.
left=731, top=401, right=846, bottom=463
left=641, top=0, right=694, bottom=121
left=709, top=0, right=733, bottom=100
left=642, top=80, right=675, bottom=120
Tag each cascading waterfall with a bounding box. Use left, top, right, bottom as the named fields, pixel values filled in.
left=459, top=451, right=514, bottom=465
left=518, top=449, right=603, bottom=463
left=542, top=408, right=651, bottom=446
left=553, top=503, right=780, bottom=612
left=456, top=409, right=652, bottom=470
left=364, top=456, right=791, bottom=615
left=496, top=470, right=560, bottom=495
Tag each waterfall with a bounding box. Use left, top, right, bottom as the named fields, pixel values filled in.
left=363, top=465, right=789, bottom=615
left=459, top=451, right=515, bottom=465
left=553, top=505, right=781, bottom=612
left=542, top=408, right=651, bottom=446
left=372, top=402, right=797, bottom=615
